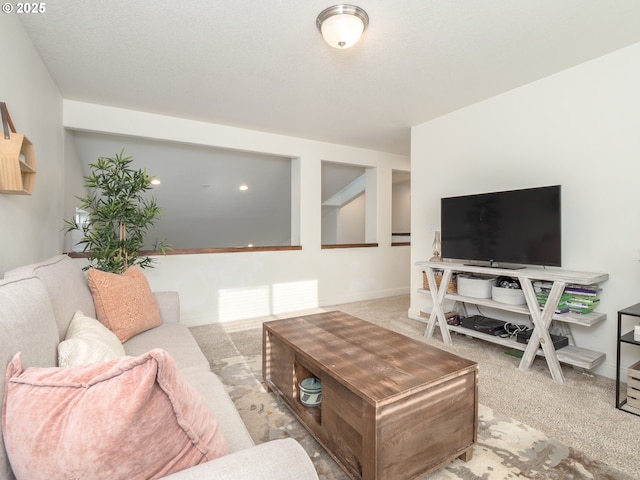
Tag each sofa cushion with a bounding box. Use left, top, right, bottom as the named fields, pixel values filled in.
left=160, top=438, right=318, bottom=480
left=58, top=311, right=126, bottom=368
left=2, top=349, right=229, bottom=480
left=3, top=255, right=96, bottom=341
left=124, top=323, right=211, bottom=372
left=179, top=369, right=255, bottom=453
left=88, top=266, right=162, bottom=342
left=0, top=276, right=60, bottom=480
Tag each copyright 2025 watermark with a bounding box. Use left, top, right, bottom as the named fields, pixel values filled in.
left=2, top=2, right=46, bottom=13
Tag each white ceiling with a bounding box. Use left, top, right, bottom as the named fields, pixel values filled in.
left=18, top=0, right=640, bottom=156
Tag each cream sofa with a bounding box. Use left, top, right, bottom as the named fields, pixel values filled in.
left=0, top=255, right=319, bottom=480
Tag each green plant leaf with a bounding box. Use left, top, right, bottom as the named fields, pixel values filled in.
left=64, top=149, right=171, bottom=273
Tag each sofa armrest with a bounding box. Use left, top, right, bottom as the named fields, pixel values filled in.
left=160, top=438, right=319, bottom=480
left=153, top=291, right=180, bottom=324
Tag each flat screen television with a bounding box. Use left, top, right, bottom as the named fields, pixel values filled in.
left=441, top=185, right=561, bottom=267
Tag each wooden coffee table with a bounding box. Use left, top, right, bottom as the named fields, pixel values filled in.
left=262, top=311, right=478, bottom=480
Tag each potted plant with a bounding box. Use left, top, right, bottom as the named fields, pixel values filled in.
left=65, top=149, right=170, bottom=273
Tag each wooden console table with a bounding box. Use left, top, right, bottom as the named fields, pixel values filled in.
left=263, top=311, right=478, bottom=480
left=415, top=261, right=608, bottom=384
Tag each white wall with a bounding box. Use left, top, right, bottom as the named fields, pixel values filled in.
left=321, top=206, right=339, bottom=244
left=337, top=194, right=366, bottom=244
left=64, top=101, right=411, bottom=325
left=392, top=179, right=411, bottom=233
left=410, top=42, right=640, bottom=379
left=0, top=15, right=64, bottom=274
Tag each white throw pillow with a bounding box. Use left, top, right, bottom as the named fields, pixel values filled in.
left=58, top=311, right=126, bottom=368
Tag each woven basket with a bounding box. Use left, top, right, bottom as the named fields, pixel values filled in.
left=422, top=271, right=457, bottom=293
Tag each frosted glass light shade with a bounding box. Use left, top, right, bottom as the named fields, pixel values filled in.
left=317, top=5, right=369, bottom=49
left=321, top=13, right=364, bottom=48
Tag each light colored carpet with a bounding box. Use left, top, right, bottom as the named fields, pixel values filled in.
left=190, top=295, right=639, bottom=479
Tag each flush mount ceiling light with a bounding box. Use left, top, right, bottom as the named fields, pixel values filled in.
left=316, top=4, right=369, bottom=49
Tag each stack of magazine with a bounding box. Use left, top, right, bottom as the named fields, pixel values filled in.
left=534, top=282, right=601, bottom=314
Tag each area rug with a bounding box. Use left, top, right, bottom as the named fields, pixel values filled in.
left=190, top=323, right=633, bottom=480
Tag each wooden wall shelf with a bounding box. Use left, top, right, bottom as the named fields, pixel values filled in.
left=0, top=133, right=36, bottom=194
left=0, top=102, right=36, bottom=195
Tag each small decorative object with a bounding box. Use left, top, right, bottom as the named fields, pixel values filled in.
left=634, top=324, right=640, bottom=342
left=299, top=377, right=322, bottom=407
left=429, top=230, right=442, bottom=262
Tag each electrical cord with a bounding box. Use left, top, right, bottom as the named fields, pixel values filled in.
left=503, top=322, right=529, bottom=338
left=464, top=306, right=530, bottom=339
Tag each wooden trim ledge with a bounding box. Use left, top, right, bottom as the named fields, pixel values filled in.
left=321, top=243, right=378, bottom=249
left=66, top=245, right=302, bottom=258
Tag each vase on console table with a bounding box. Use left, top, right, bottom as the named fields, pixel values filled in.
left=430, top=231, right=442, bottom=262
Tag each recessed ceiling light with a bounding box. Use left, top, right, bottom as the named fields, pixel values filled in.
left=151, top=178, right=161, bottom=185
left=239, top=184, right=249, bottom=191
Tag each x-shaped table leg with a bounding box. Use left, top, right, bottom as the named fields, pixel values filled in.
left=519, top=278, right=567, bottom=384
left=424, top=268, right=453, bottom=345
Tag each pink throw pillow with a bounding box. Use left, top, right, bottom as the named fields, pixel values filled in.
left=87, top=266, right=162, bottom=342
left=2, top=349, right=229, bottom=480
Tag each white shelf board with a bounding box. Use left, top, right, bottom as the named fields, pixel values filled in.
left=417, top=289, right=606, bottom=327
left=447, top=325, right=605, bottom=369
left=416, top=260, right=609, bottom=285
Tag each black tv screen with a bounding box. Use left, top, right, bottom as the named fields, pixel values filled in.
left=441, top=185, right=561, bottom=267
